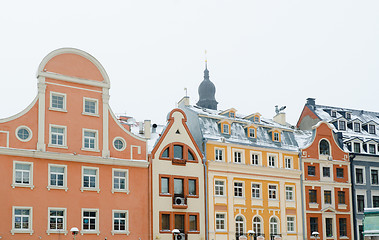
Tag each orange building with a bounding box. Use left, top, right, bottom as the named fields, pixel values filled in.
left=0, top=48, right=150, bottom=239
left=298, top=121, right=353, bottom=240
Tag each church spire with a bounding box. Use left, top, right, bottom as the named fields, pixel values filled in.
left=196, top=59, right=218, bottom=110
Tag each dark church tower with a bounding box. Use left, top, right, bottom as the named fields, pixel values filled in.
left=196, top=63, right=218, bottom=110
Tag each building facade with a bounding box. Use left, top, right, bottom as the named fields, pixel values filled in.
left=0, top=48, right=149, bottom=239
left=297, top=121, right=353, bottom=240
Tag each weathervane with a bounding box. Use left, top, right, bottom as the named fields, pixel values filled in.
left=275, top=105, right=286, bottom=114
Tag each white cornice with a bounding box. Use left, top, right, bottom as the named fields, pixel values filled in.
left=40, top=72, right=109, bottom=88
left=302, top=158, right=349, bottom=165
left=0, top=147, right=149, bottom=168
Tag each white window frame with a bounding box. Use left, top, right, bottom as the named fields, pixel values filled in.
left=285, top=186, right=294, bottom=201
left=353, top=121, right=361, bottom=132
left=355, top=166, right=366, bottom=185
left=81, top=208, right=100, bottom=235
left=369, top=124, right=376, bottom=134
left=83, top=97, right=99, bottom=116
left=368, top=143, right=377, bottom=155
left=268, top=153, right=278, bottom=168
left=215, top=148, right=225, bottom=162
left=11, top=206, right=33, bottom=235
left=47, top=207, right=67, bottom=235
left=215, top=212, right=227, bottom=231
left=49, top=124, right=67, bottom=148
left=81, top=166, right=100, bottom=193
left=371, top=167, right=379, bottom=186
left=223, top=124, right=230, bottom=134
left=339, top=120, right=346, bottom=130
left=249, top=128, right=256, bottom=138
left=113, top=137, right=126, bottom=151
left=285, top=156, right=293, bottom=169
left=50, top=91, right=67, bottom=112
left=233, top=150, right=244, bottom=164
left=82, top=129, right=99, bottom=152
left=273, top=132, right=280, bottom=142
left=215, top=179, right=225, bottom=196
left=112, top=168, right=129, bottom=194
left=287, top=216, right=296, bottom=233
left=47, top=164, right=68, bottom=191
left=268, top=184, right=278, bottom=200
left=112, top=210, right=129, bottom=235
left=353, top=141, right=362, bottom=153
left=251, top=183, right=261, bottom=199
left=234, top=181, right=244, bottom=198
left=250, top=151, right=261, bottom=166
left=12, top=161, right=34, bottom=189
left=15, top=125, right=33, bottom=142
left=331, top=111, right=337, bottom=117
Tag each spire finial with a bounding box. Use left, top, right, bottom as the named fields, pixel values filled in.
left=205, top=50, right=208, bottom=69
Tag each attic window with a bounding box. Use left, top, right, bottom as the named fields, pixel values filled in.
left=369, top=124, right=376, bottom=134
left=273, top=132, right=280, bottom=142
left=346, top=112, right=351, bottom=119
left=223, top=124, right=230, bottom=134
left=338, top=120, right=346, bottom=131
left=354, top=122, right=361, bottom=133
left=230, top=112, right=235, bottom=118
left=254, top=116, right=259, bottom=123
left=354, top=142, right=361, bottom=153
left=249, top=128, right=256, bottom=138
left=162, top=147, right=170, bottom=158
left=331, top=111, right=337, bottom=117
left=319, top=139, right=330, bottom=155
left=174, top=145, right=183, bottom=159
left=188, top=150, right=195, bottom=160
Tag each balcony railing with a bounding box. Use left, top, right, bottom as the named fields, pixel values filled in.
left=236, top=233, right=267, bottom=240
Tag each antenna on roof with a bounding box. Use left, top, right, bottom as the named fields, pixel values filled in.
left=184, top=87, right=188, bottom=97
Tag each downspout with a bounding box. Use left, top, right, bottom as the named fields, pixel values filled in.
left=350, top=153, right=357, bottom=240
left=203, top=139, right=209, bottom=240
left=299, top=151, right=306, bottom=240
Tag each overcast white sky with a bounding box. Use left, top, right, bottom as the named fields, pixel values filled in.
left=1, top=1, right=379, bottom=126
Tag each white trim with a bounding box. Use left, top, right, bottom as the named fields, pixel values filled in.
left=251, top=182, right=262, bottom=199
left=354, top=166, right=366, bottom=185
left=370, top=167, right=379, bottom=186
left=0, top=130, right=9, bottom=147
left=82, top=97, right=99, bottom=117
left=112, top=168, right=129, bottom=194
left=81, top=166, right=100, bottom=193
left=40, top=71, right=109, bottom=88
left=286, top=216, right=296, bottom=233
left=215, top=212, right=227, bottom=232
left=11, top=206, right=33, bottom=235
left=268, top=184, right=278, bottom=200
left=46, top=81, right=102, bottom=93
left=108, top=108, right=146, bottom=141
left=49, top=91, right=67, bottom=112
left=284, top=156, right=293, bottom=169
left=318, top=138, right=332, bottom=160
left=113, top=137, right=127, bottom=152
left=81, top=208, right=100, bottom=235
left=267, top=153, right=278, bottom=168
left=232, top=148, right=244, bottom=164
left=233, top=181, right=244, bottom=198
left=15, top=126, right=33, bottom=142
left=269, top=215, right=280, bottom=235
left=285, top=185, right=294, bottom=201
left=48, top=124, right=67, bottom=148
left=250, top=151, right=262, bottom=166
left=46, top=207, right=67, bottom=235
left=0, top=96, right=38, bottom=123
left=215, top=147, right=225, bottom=162
left=214, top=179, right=226, bottom=196
left=82, top=128, right=99, bottom=152
left=12, top=161, right=34, bottom=189
left=111, top=210, right=130, bottom=235
left=47, top=164, right=68, bottom=191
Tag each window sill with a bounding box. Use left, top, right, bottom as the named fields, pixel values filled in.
left=160, top=230, right=172, bottom=234
left=338, top=204, right=347, bottom=209
left=47, top=186, right=68, bottom=191
left=340, top=237, right=349, bottom=239
left=81, top=148, right=100, bottom=152
left=268, top=198, right=279, bottom=201
left=46, top=230, right=68, bottom=235
left=81, top=187, right=100, bottom=193
left=188, top=230, right=200, bottom=234
left=11, top=229, right=34, bottom=235
left=309, top=203, right=319, bottom=208
left=81, top=230, right=100, bottom=235
left=82, top=112, right=99, bottom=117
left=215, top=195, right=227, bottom=198
left=215, top=230, right=227, bottom=233
left=112, top=189, right=130, bottom=194
left=159, top=193, right=172, bottom=197
left=187, top=194, right=199, bottom=198
left=234, top=196, right=246, bottom=199
left=112, top=230, right=130, bottom=235
left=11, top=183, right=34, bottom=189
left=49, top=107, right=67, bottom=113
left=48, top=144, right=68, bottom=149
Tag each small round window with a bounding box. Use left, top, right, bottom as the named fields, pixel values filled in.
left=16, top=126, right=32, bottom=142
left=113, top=137, right=126, bottom=151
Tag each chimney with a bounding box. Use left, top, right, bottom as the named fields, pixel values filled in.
left=306, top=98, right=316, bottom=109
left=273, top=112, right=286, bottom=125
left=178, top=96, right=190, bottom=107
left=138, top=122, right=144, bottom=134
left=152, top=123, right=157, bottom=134
left=144, top=120, right=151, bottom=139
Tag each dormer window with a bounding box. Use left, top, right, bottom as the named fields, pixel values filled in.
left=369, top=144, right=376, bottom=154
left=354, top=142, right=361, bottom=153
left=223, top=124, right=230, bottom=134
left=273, top=132, right=280, bottom=142
left=339, top=120, right=346, bottom=131
left=354, top=122, right=361, bottom=132
left=369, top=124, right=376, bottom=134
left=254, top=116, right=260, bottom=123
left=331, top=111, right=337, bottom=117
left=346, top=112, right=351, bottom=119
left=248, top=128, right=256, bottom=138
left=229, top=112, right=235, bottom=118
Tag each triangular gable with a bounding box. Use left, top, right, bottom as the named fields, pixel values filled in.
left=350, top=118, right=364, bottom=124
left=268, top=127, right=283, bottom=133
left=321, top=206, right=337, bottom=213
left=363, top=120, right=379, bottom=126
left=365, top=139, right=379, bottom=144
left=219, top=108, right=237, bottom=115
left=244, top=112, right=261, bottom=120
left=343, top=136, right=364, bottom=143
left=296, top=105, right=321, bottom=128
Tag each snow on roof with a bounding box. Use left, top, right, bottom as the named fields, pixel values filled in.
left=294, top=130, right=313, bottom=149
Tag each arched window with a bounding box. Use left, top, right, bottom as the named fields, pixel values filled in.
left=320, top=139, right=330, bottom=155
left=235, top=216, right=245, bottom=239
left=270, top=217, right=279, bottom=237
left=253, top=216, right=262, bottom=235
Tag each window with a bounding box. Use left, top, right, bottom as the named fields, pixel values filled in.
left=308, top=166, right=316, bottom=176
left=174, top=145, right=183, bottom=159
left=253, top=216, right=262, bottom=235
left=339, top=120, right=346, bottom=130
left=113, top=137, right=126, bottom=151
left=112, top=210, right=128, bottom=234
left=249, top=128, right=256, bottom=138
left=48, top=208, right=66, bottom=233
left=83, top=98, right=98, bottom=115
left=372, top=169, right=379, bottom=185
left=270, top=217, right=278, bottom=235
left=286, top=186, right=294, bottom=200
left=254, top=116, right=259, bottom=122
left=346, top=112, right=351, bottom=119
left=369, top=124, right=376, bottom=134
left=161, top=177, right=170, bottom=194
left=174, top=178, right=184, bottom=196
left=310, top=217, right=318, bottom=234
left=324, top=190, right=332, bottom=204
left=273, top=132, right=280, bottom=142
left=323, top=167, right=330, bottom=177
left=188, top=179, right=197, bottom=196
left=82, top=209, right=98, bottom=233
left=13, top=162, right=33, bottom=188
left=268, top=185, right=277, bottom=199
left=369, top=144, right=376, bottom=154
left=309, top=190, right=317, bottom=203
left=113, top=169, right=128, bottom=193
left=12, top=207, right=32, bottom=233
left=162, top=147, right=169, bottom=158
left=234, top=151, right=242, bottom=163
left=16, top=126, right=32, bottom=142
left=251, top=153, right=259, bottom=165
left=50, top=92, right=66, bottom=111
left=215, top=180, right=225, bottom=196
left=287, top=217, right=295, bottom=233
left=234, top=182, right=243, bottom=197
left=356, top=168, right=364, bottom=184
left=175, top=214, right=185, bottom=232
left=357, top=195, right=365, bottom=212
left=161, top=214, right=170, bottom=231
left=336, top=168, right=344, bottom=178
left=48, top=164, right=67, bottom=190
left=216, top=213, right=226, bottom=231
left=188, top=150, right=195, bottom=161
left=354, top=122, right=361, bottom=132
left=82, top=167, right=99, bottom=192
left=338, top=191, right=346, bottom=204
left=235, top=216, right=245, bottom=239
left=319, top=139, right=330, bottom=155
left=189, top=215, right=198, bottom=232
left=326, top=218, right=333, bottom=237
left=50, top=125, right=66, bottom=147
left=331, top=111, right=337, bottom=117
left=215, top=148, right=224, bottom=161
left=285, top=157, right=292, bottom=169
left=223, top=124, right=229, bottom=134
left=83, top=129, right=98, bottom=150
left=339, top=218, right=347, bottom=237
left=251, top=183, right=261, bottom=199
left=354, top=142, right=361, bottom=153
left=230, top=112, right=235, bottom=118
left=373, top=196, right=379, bottom=208
left=268, top=155, right=276, bottom=167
